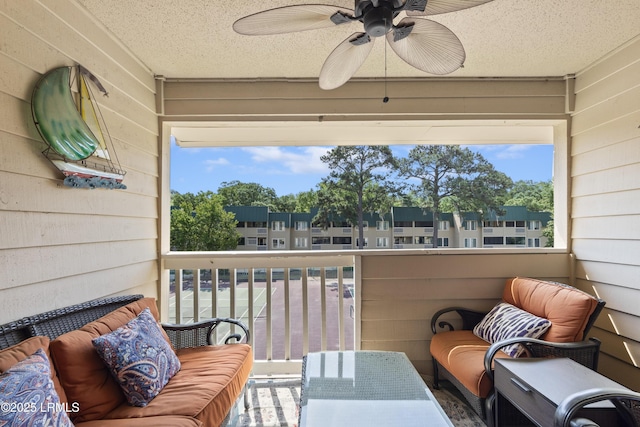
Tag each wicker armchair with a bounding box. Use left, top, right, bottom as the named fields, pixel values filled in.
left=555, top=387, right=640, bottom=427
left=430, top=278, right=606, bottom=427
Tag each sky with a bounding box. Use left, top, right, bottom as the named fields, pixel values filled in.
left=170, top=141, right=554, bottom=196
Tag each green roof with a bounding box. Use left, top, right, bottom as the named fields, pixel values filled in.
left=224, top=206, right=268, bottom=222
left=484, top=206, right=552, bottom=224
left=392, top=207, right=434, bottom=221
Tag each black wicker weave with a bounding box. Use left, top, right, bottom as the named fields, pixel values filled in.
left=0, top=295, right=144, bottom=349
left=162, top=317, right=250, bottom=350
left=430, top=285, right=606, bottom=427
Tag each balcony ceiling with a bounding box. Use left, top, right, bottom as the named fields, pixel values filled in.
left=77, top=0, right=640, bottom=145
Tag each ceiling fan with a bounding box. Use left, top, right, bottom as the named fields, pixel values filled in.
left=233, top=0, right=494, bottom=90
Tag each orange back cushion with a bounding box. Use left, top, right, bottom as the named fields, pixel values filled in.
left=49, top=297, right=162, bottom=423
left=502, top=277, right=599, bottom=342
left=0, top=336, right=68, bottom=404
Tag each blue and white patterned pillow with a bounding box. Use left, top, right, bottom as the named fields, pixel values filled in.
left=92, top=308, right=181, bottom=407
left=473, top=302, right=552, bottom=357
left=0, top=348, right=74, bottom=427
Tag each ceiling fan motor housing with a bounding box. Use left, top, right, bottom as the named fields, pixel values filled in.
left=355, top=0, right=403, bottom=37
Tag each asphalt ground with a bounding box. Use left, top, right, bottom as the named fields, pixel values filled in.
left=168, top=277, right=355, bottom=360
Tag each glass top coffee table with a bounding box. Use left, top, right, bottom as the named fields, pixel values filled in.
left=299, top=351, right=454, bottom=427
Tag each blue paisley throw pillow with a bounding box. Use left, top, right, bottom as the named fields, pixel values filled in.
left=473, top=302, right=552, bottom=357
left=92, top=308, right=181, bottom=406
left=0, top=348, right=73, bottom=427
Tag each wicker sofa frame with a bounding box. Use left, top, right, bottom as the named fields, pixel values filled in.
left=0, top=295, right=251, bottom=351
left=0, top=295, right=145, bottom=349
left=431, top=291, right=606, bottom=426
left=0, top=295, right=252, bottom=424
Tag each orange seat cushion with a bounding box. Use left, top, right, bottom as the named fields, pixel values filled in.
left=503, top=277, right=599, bottom=342
left=104, top=344, right=253, bottom=427
left=431, top=330, right=509, bottom=398
left=75, top=415, right=203, bottom=427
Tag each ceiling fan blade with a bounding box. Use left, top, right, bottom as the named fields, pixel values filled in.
left=233, top=5, right=354, bottom=35
left=406, top=0, right=493, bottom=16
left=387, top=18, right=465, bottom=75
left=319, top=33, right=374, bottom=90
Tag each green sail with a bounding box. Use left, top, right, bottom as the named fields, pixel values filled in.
left=32, top=67, right=99, bottom=161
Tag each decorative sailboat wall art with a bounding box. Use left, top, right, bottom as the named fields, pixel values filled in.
left=31, top=65, right=127, bottom=189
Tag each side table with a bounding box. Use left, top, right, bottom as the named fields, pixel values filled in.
left=494, top=358, right=625, bottom=427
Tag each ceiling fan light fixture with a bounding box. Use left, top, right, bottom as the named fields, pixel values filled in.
left=233, top=0, right=494, bottom=89
left=362, top=3, right=395, bottom=37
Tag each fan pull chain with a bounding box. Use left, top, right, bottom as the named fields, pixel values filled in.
left=383, top=20, right=389, bottom=103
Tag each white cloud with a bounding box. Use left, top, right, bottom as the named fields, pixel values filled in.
left=494, top=145, right=532, bottom=159
left=241, top=146, right=330, bottom=175
left=473, top=144, right=532, bottom=160
left=204, top=157, right=230, bottom=172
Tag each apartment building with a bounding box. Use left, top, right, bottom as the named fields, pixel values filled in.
left=226, top=206, right=552, bottom=251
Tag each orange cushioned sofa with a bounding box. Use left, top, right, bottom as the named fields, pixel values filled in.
left=430, top=277, right=605, bottom=426
left=0, top=295, right=253, bottom=427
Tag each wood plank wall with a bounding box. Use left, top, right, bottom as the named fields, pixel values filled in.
left=162, top=78, right=568, bottom=120
left=0, top=1, right=159, bottom=323
left=571, top=37, right=640, bottom=390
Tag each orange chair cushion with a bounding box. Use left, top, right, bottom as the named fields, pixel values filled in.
left=502, top=277, right=599, bottom=342
left=0, top=336, right=68, bottom=404
left=430, top=330, right=509, bottom=398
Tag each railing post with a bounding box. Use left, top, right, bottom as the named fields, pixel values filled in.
left=320, top=267, right=327, bottom=351
left=302, top=267, right=309, bottom=355
left=176, top=269, right=183, bottom=324
left=230, top=268, right=236, bottom=338
left=266, top=267, right=273, bottom=361
left=284, top=267, right=291, bottom=361
left=193, top=268, right=201, bottom=322
left=338, top=267, right=345, bottom=350
left=212, top=268, right=219, bottom=343
left=248, top=268, right=254, bottom=349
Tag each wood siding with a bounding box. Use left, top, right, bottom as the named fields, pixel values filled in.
left=571, top=37, right=640, bottom=390
left=162, top=78, right=568, bottom=120
left=0, top=1, right=159, bottom=323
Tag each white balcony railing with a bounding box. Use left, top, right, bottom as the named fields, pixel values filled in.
left=164, top=252, right=357, bottom=376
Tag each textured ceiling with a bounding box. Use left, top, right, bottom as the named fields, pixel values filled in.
left=77, top=0, right=640, bottom=80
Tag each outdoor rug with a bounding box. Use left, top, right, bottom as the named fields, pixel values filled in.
left=233, top=376, right=485, bottom=427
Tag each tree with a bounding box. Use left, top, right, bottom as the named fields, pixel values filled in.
left=217, top=181, right=278, bottom=208
left=316, top=146, right=398, bottom=249
left=170, top=191, right=240, bottom=251
left=504, top=180, right=554, bottom=246
left=398, top=145, right=512, bottom=247
left=293, top=189, right=318, bottom=213
left=504, top=180, right=553, bottom=212
left=274, top=194, right=297, bottom=212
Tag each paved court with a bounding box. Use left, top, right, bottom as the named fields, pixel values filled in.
left=168, top=276, right=355, bottom=359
